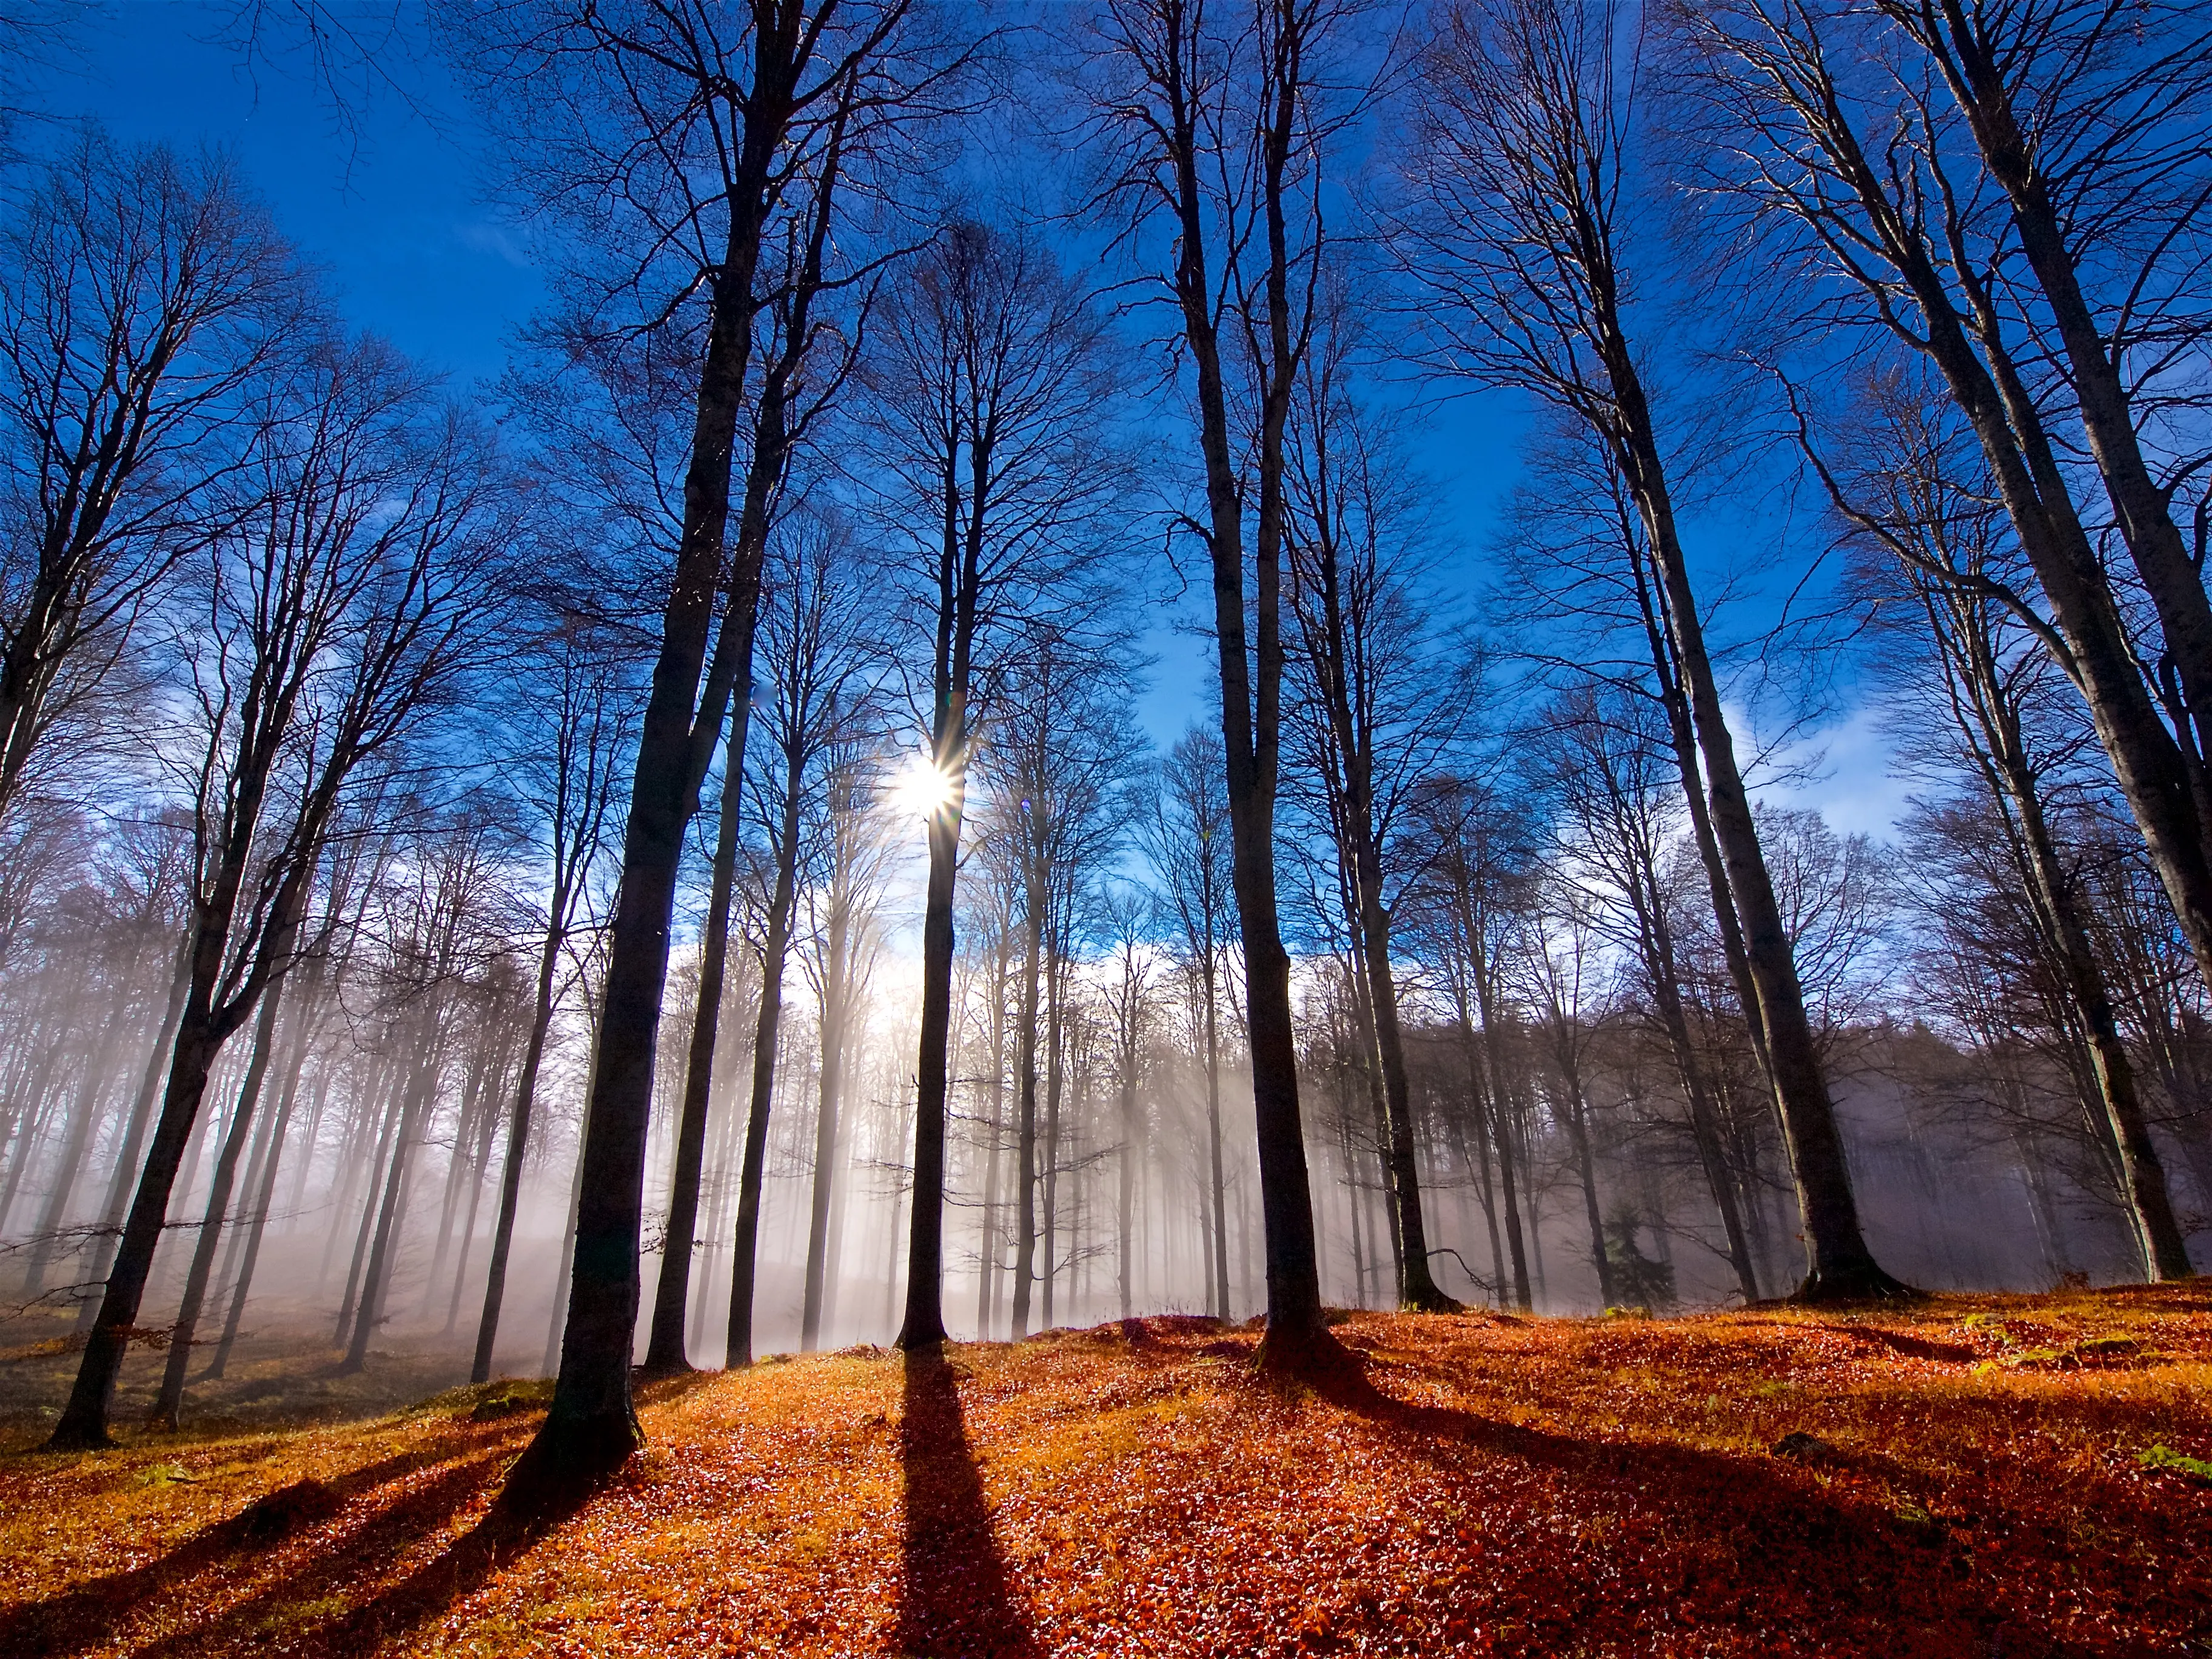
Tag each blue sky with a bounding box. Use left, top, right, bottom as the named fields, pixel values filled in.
left=65, top=4, right=539, bottom=389
left=45, top=2, right=1903, bottom=837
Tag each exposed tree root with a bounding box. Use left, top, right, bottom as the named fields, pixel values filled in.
left=1789, top=1263, right=1924, bottom=1305
left=492, top=1406, right=642, bottom=1521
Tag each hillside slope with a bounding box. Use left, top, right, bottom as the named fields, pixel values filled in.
left=2, top=1285, right=2208, bottom=1657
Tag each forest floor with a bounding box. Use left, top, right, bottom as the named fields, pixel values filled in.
left=0, top=1284, right=2208, bottom=1657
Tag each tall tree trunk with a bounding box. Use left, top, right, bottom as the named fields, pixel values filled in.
left=20, top=993, right=133, bottom=1298
left=1912, top=4, right=2212, bottom=767
left=1149, top=3, right=1332, bottom=1359
left=646, top=734, right=751, bottom=1373
left=443, top=1027, right=511, bottom=1336
left=334, top=1061, right=404, bottom=1344
left=800, top=908, right=851, bottom=1351
left=1611, top=379, right=1899, bottom=1295
left=1558, top=1057, right=1616, bottom=1309
left=1010, top=880, right=1044, bottom=1340
left=725, top=764, right=806, bottom=1368
left=1041, top=944, right=1066, bottom=1331
left=1202, top=947, right=1230, bottom=1322
left=74, top=940, right=192, bottom=1333
left=150, top=976, right=288, bottom=1428
left=472, top=898, right=572, bottom=1382
left=897, top=782, right=962, bottom=1351
left=1948, top=617, right=2195, bottom=1279
left=422, top=1033, right=495, bottom=1322
left=49, top=1003, right=229, bottom=1447
left=209, top=988, right=318, bottom=1379
left=1458, top=919, right=1532, bottom=1309
left=0, top=1018, right=74, bottom=1238
left=512, top=41, right=803, bottom=1493
left=1116, top=1008, right=1137, bottom=1322
left=970, top=934, right=1007, bottom=1342
left=343, top=1019, right=441, bottom=1374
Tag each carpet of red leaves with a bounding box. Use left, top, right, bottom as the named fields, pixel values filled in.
left=2, top=1283, right=2208, bottom=1657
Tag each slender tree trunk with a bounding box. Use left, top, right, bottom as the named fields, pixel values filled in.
left=443, top=1027, right=510, bottom=1336
left=73, top=940, right=192, bottom=1333
left=1041, top=945, right=1066, bottom=1331
left=49, top=1005, right=227, bottom=1448
left=1624, top=865, right=1763, bottom=1304
left=725, top=767, right=806, bottom=1369
left=422, top=1036, right=494, bottom=1322
left=970, top=935, right=1007, bottom=1342
left=897, top=750, right=963, bottom=1351
left=1202, top=950, right=1230, bottom=1324
left=1614, top=387, right=1899, bottom=1295
left=472, top=908, right=569, bottom=1383
left=1461, top=948, right=1532, bottom=1309
left=150, top=979, right=288, bottom=1428
left=0, top=1022, right=73, bottom=1238
left=2002, top=748, right=2190, bottom=1277
left=209, top=991, right=317, bottom=1378
left=800, top=914, right=849, bottom=1351
left=20, top=994, right=133, bottom=1298
left=646, top=736, right=751, bottom=1373
left=1010, top=882, right=1043, bottom=1340
left=1915, top=7, right=2212, bottom=764
left=343, top=1024, right=441, bottom=1374
left=334, top=1064, right=404, bottom=1346
left=1116, top=1016, right=1136, bottom=1321
left=1629, top=545, right=1775, bottom=1085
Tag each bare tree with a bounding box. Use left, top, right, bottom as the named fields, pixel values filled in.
left=1282, top=320, right=1478, bottom=1312
left=471, top=617, right=635, bottom=1383
left=796, top=728, right=896, bottom=1350
left=722, top=513, right=879, bottom=1366
left=1846, top=401, right=2194, bottom=1278
left=448, top=0, right=950, bottom=1490
left=49, top=332, right=509, bottom=1449
left=1082, top=0, right=1372, bottom=1365
left=863, top=218, right=1125, bottom=1351
left=1399, top=0, right=1902, bottom=1298
left=1142, top=725, right=1237, bottom=1321
left=1675, top=0, right=2212, bottom=1011
left=1535, top=688, right=1764, bottom=1301
left=0, top=135, right=301, bottom=827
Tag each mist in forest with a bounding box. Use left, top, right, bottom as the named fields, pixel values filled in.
left=0, top=0, right=2205, bottom=1466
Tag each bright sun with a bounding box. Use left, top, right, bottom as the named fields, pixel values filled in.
left=890, top=751, right=957, bottom=820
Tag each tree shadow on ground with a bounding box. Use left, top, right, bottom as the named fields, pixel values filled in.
left=897, top=1347, right=1037, bottom=1659
left=1295, top=1355, right=2044, bottom=1656
left=0, top=1424, right=535, bottom=1658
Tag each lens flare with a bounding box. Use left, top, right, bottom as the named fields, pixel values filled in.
left=891, top=751, right=956, bottom=820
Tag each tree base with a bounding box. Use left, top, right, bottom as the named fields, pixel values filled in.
left=1401, top=1287, right=1464, bottom=1315
left=44, top=1416, right=113, bottom=1453
left=1789, top=1261, right=1922, bottom=1305
left=1253, top=1315, right=1362, bottom=1387
left=635, top=1353, right=697, bottom=1381
left=494, top=1407, right=642, bottom=1521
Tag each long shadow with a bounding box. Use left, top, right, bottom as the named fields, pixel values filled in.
left=0, top=1424, right=537, bottom=1658
left=1300, top=1359, right=2028, bottom=1652
left=897, top=1348, right=1037, bottom=1659
left=122, top=1375, right=722, bottom=1659
left=140, top=1463, right=586, bottom=1658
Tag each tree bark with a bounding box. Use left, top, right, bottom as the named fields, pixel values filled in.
left=149, top=973, right=287, bottom=1428
left=73, top=939, right=192, bottom=1334
left=646, top=728, right=751, bottom=1374
left=1010, top=869, right=1044, bottom=1339
left=725, top=751, right=806, bottom=1368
